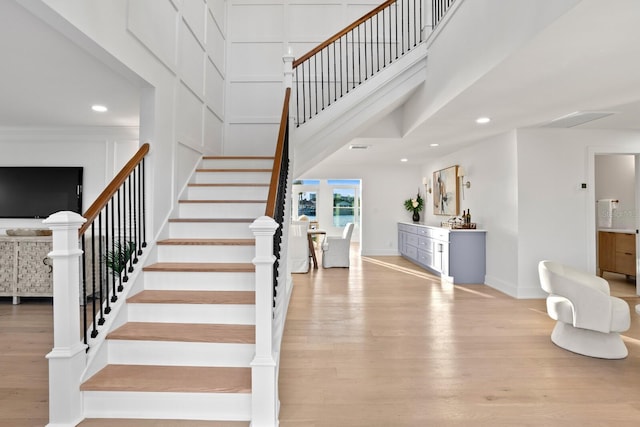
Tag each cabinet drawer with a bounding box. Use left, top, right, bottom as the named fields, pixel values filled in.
left=399, top=224, right=417, bottom=234
left=405, top=245, right=418, bottom=260
left=405, top=233, right=418, bottom=247
left=417, top=249, right=432, bottom=267
left=616, top=233, right=635, bottom=254
left=617, top=252, right=636, bottom=276
left=417, top=236, right=430, bottom=250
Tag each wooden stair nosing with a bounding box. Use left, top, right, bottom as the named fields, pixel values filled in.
left=168, top=218, right=255, bottom=223
left=127, top=290, right=255, bottom=305
left=79, top=419, right=251, bottom=426
left=188, top=183, right=270, bottom=187
left=178, top=199, right=267, bottom=204
left=202, top=156, right=274, bottom=160
left=142, top=262, right=255, bottom=273
left=107, top=322, right=255, bottom=344
left=81, top=365, right=251, bottom=393
left=157, top=238, right=255, bottom=246
left=195, top=168, right=271, bottom=173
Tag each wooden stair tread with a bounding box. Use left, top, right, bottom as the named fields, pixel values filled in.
left=143, top=262, right=255, bottom=272
left=178, top=199, right=266, bottom=203
left=202, top=156, right=273, bottom=160
left=188, top=183, right=269, bottom=187
left=169, top=218, right=254, bottom=223
left=196, top=168, right=271, bottom=172
left=81, top=365, right=251, bottom=393
left=80, top=419, right=250, bottom=427
left=157, top=238, right=255, bottom=246
left=127, top=290, right=255, bottom=305
left=108, top=322, right=255, bottom=343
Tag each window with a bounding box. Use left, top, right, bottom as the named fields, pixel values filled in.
left=297, top=191, right=317, bottom=221
left=332, top=187, right=359, bottom=227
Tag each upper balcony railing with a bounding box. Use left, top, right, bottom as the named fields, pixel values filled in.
left=292, top=0, right=423, bottom=127
left=292, top=0, right=456, bottom=128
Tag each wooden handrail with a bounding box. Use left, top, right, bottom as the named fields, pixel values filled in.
left=79, top=143, right=150, bottom=236
left=265, top=88, right=291, bottom=218
left=292, top=0, right=396, bottom=68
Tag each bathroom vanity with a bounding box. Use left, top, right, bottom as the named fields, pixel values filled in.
left=598, top=229, right=636, bottom=277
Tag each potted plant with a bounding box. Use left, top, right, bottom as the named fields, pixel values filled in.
left=404, top=190, right=424, bottom=223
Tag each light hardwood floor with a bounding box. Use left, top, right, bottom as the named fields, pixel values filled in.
left=2, top=247, right=640, bottom=426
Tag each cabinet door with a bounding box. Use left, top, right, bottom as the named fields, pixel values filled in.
left=598, top=231, right=616, bottom=272
left=16, top=241, right=53, bottom=296
left=615, top=233, right=636, bottom=276
left=0, top=241, right=15, bottom=296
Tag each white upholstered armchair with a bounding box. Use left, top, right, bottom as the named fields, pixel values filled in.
left=321, top=222, right=354, bottom=268
left=288, top=220, right=310, bottom=273
left=538, top=260, right=631, bottom=359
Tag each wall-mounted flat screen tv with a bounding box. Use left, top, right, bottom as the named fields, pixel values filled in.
left=0, top=167, right=83, bottom=218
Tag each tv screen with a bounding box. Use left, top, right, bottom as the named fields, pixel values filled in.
left=0, top=167, right=83, bottom=218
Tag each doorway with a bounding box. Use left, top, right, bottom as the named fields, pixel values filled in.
left=593, top=153, right=639, bottom=297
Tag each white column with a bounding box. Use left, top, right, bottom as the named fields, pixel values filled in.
left=283, top=46, right=294, bottom=89
left=250, top=216, right=279, bottom=427
left=43, top=211, right=87, bottom=427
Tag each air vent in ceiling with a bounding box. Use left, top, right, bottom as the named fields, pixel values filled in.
left=541, top=111, right=615, bottom=128
left=349, top=144, right=370, bottom=150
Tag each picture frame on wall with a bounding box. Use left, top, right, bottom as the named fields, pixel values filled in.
left=433, top=165, right=459, bottom=216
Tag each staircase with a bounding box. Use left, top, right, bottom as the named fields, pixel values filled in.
left=79, top=156, right=273, bottom=424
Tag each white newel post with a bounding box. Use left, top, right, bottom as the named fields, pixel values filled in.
left=43, top=211, right=87, bottom=427
left=250, top=216, right=279, bottom=427
left=283, top=46, right=294, bottom=89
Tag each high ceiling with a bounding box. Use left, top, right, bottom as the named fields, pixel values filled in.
left=2, top=0, right=640, bottom=168
left=0, top=0, right=140, bottom=128
left=314, top=0, right=640, bottom=168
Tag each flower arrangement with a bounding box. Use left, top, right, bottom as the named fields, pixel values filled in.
left=404, top=190, right=424, bottom=216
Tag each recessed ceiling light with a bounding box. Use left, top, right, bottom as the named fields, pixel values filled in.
left=430, top=143, right=439, bottom=147
left=476, top=117, right=491, bottom=124
left=400, top=158, right=408, bottom=162
left=92, top=105, right=108, bottom=113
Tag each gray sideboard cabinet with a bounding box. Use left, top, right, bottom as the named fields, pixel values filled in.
left=398, top=222, right=486, bottom=284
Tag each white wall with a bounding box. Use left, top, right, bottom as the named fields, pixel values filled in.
left=517, top=128, right=640, bottom=298
left=34, top=0, right=227, bottom=239
left=402, top=0, right=580, bottom=134
left=0, top=127, right=138, bottom=235
left=595, top=154, right=635, bottom=230
left=420, top=131, right=519, bottom=296
left=303, top=160, right=422, bottom=256
left=225, top=0, right=382, bottom=155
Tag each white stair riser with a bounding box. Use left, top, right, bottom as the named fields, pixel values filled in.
left=157, top=245, right=255, bottom=263
left=169, top=222, right=254, bottom=239
left=178, top=202, right=265, bottom=218
left=83, top=391, right=251, bottom=421
left=128, top=303, right=256, bottom=325
left=201, top=158, right=273, bottom=169
left=108, top=340, right=255, bottom=367
left=194, top=171, right=271, bottom=185
left=143, top=271, right=255, bottom=291
left=187, top=186, right=268, bottom=200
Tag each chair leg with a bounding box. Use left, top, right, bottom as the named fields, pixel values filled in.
left=550, top=321, right=628, bottom=359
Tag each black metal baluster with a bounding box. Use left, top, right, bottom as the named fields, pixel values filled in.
left=127, top=175, right=134, bottom=274
left=110, top=197, right=117, bottom=302
left=395, top=2, right=399, bottom=59
left=320, top=49, right=325, bottom=110
left=81, top=238, right=88, bottom=346
left=307, top=61, right=312, bottom=121
left=132, top=170, right=139, bottom=265
left=295, top=67, right=301, bottom=126
left=333, top=43, right=337, bottom=102
left=90, top=223, right=98, bottom=338
left=351, top=29, right=355, bottom=89
left=358, top=23, right=369, bottom=81
left=339, top=37, right=344, bottom=97
left=97, top=213, right=106, bottom=323
left=102, top=209, right=111, bottom=315
left=357, top=25, right=362, bottom=85
left=141, top=158, right=147, bottom=249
